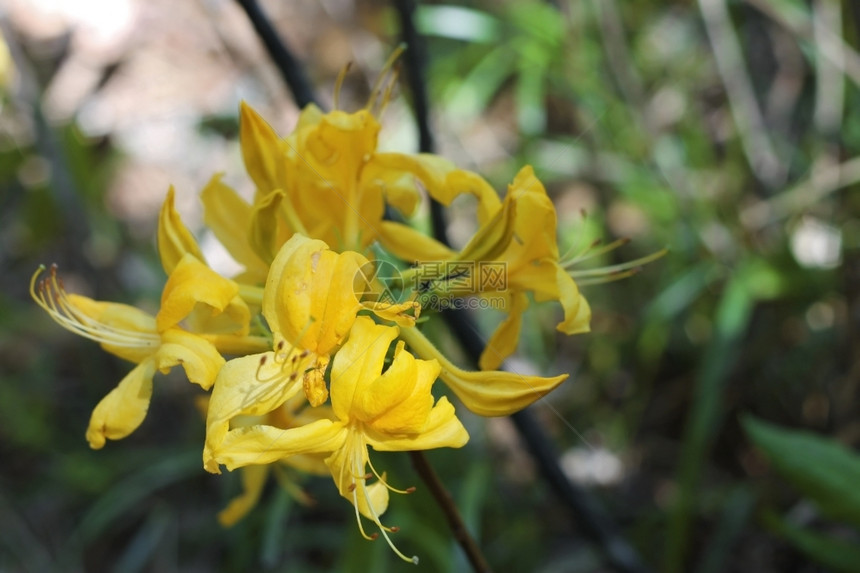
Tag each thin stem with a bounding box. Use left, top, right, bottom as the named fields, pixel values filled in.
left=409, top=451, right=493, bottom=573
left=234, top=0, right=319, bottom=109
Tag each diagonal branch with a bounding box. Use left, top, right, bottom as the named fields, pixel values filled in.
left=393, top=0, right=449, bottom=245
left=234, top=0, right=319, bottom=109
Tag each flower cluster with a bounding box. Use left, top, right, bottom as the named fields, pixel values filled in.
left=31, top=65, right=617, bottom=563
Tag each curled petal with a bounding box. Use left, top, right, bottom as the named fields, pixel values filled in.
left=479, top=292, right=529, bottom=371
left=441, top=364, right=568, bottom=417
left=329, top=316, right=399, bottom=422
left=352, top=341, right=437, bottom=434
left=363, top=152, right=457, bottom=216
left=156, top=328, right=225, bottom=390
left=156, top=254, right=248, bottom=335
left=86, top=358, right=156, bottom=449
left=366, top=396, right=469, bottom=452
left=550, top=267, right=591, bottom=335
left=400, top=326, right=569, bottom=417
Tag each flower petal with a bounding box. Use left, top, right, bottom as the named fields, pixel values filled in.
left=263, top=234, right=366, bottom=356
left=156, top=328, right=225, bottom=390
left=551, top=266, right=592, bottom=335
left=400, top=325, right=569, bottom=416
left=366, top=396, right=469, bottom=451
left=364, top=152, right=457, bottom=216
left=250, top=190, right=293, bottom=264
left=211, top=419, right=345, bottom=472
left=353, top=341, right=437, bottom=434
left=86, top=358, right=156, bottom=449
left=329, top=316, right=399, bottom=422
left=479, top=291, right=529, bottom=371
left=156, top=253, right=248, bottom=335
left=377, top=221, right=456, bottom=263
left=157, top=186, right=205, bottom=276
left=200, top=174, right=269, bottom=283
left=240, top=101, right=283, bottom=195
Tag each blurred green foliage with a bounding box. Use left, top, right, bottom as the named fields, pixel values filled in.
left=2, top=0, right=859, bottom=571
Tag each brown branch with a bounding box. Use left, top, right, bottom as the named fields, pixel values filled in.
left=409, top=451, right=493, bottom=573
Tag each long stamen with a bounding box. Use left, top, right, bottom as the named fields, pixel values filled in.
left=375, top=65, right=400, bottom=118
left=366, top=455, right=416, bottom=495
left=358, top=462, right=419, bottom=565
left=347, top=443, right=377, bottom=541
left=31, top=265, right=160, bottom=349
left=366, top=44, right=406, bottom=114
left=333, top=62, right=353, bottom=110
left=569, top=248, right=668, bottom=279
left=562, top=237, right=631, bottom=268
left=576, top=268, right=642, bottom=286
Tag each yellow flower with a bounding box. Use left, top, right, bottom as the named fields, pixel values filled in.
left=230, top=81, right=462, bottom=254
left=384, top=166, right=592, bottom=370
left=206, top=316, right=468, bottom=563
left=201, top=232, right=422, bottom=472
left=474, top=166, right=591, bottom=370
left=31, top=254, right=251, bottom=448
left=262, top=233, right=420, bottom=405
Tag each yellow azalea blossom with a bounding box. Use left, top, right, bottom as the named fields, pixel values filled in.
left=30, top=254, right=258, bottom=448
left=206, top=316, right=469, bottom=563
left=262, top=233, right=419, bottom=406
left=230, top=84, right=464, bottom=254
left=385, top=165, right=592, bottom=370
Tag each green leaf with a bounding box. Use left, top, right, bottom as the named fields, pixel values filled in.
left=743, top=415, right=860, bottom=529
left=763, top=510, right=860, bottom=573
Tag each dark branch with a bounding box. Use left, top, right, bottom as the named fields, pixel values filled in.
left=393, top=0, right=450, bottom=246
left=410, top=452, right=494, bottom=573
left=235, top=0, right=319, bottom=109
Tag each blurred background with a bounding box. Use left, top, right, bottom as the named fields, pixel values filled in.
left=1, top=0, right=858, bottom=571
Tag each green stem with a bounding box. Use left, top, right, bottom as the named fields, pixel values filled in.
left=409, top=451, right=493, bottom=573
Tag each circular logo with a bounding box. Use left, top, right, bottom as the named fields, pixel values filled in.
left=354, top=260, right=403, bottom=308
